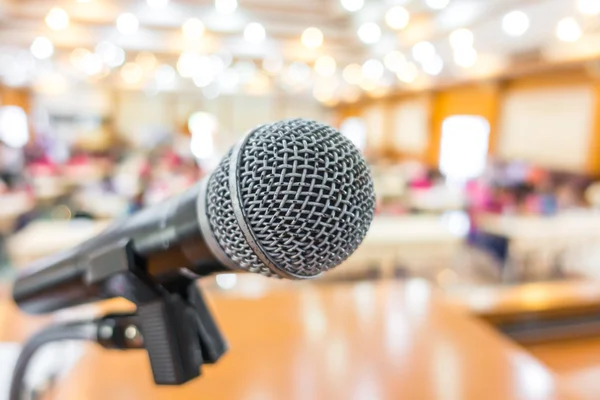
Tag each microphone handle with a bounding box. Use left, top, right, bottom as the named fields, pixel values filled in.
left=13, top=181, right=228, bottom=315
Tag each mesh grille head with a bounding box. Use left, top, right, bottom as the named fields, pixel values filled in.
left=203, top=118, right=375, bottom=278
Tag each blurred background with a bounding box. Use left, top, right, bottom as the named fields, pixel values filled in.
left=3, top=0, right=600, bottom=398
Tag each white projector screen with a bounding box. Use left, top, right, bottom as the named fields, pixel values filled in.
left=498, top=86, right=594, bottom=172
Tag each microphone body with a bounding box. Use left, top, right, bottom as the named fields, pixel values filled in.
left=13, top=119, right=376, bottom=315
left=13, top=182, right=226, bottom=314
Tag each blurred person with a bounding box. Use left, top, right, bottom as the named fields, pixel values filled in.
left=555, top=182, right=583, bottom=211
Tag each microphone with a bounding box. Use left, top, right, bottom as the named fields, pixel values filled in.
left=13, top=118, right=376, bottom=315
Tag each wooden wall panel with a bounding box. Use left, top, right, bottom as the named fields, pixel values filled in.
left=588, top=82, right=600, bottom=175
left=0, top=87, right=31, bottom=113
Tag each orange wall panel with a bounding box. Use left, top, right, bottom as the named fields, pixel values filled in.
left=427, top=84, right=500, bottom=166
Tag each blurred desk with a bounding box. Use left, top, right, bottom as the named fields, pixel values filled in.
left=73, top=191, right=129, bottom=219
left=478, top=213, right=600, bottom=280
left=479, top=213, right=600, bottom=241
left=5, top=220, right=110, bottom=267
left=0, top=280, right=576, bottom=399
left=338, top=216, right=462, bottom=278
left=30, top=176, right=67, bottom=203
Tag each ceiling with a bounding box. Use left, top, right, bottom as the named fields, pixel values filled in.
left=0, top=0, right=598, bottom=102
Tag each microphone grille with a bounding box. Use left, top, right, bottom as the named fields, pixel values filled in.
left=205, top=149, right=277, bottom=277
left=204, top=119, right=375, bottom=279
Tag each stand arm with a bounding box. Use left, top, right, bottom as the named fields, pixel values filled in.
left=9, top=319, right=98, bottom=400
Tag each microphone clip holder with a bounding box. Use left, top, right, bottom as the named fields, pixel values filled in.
left=87, top=239, right=228, bottom=385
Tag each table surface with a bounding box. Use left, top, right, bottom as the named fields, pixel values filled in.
left=0, top=280, right=577, bottom=400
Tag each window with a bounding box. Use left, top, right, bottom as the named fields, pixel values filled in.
left=188, top=112, right=217, bottom=160
left=439, top=115, right=489, bottom=182
left=340, top=117, right=366, bottom=152
left=0, top=106, right=29, bottom=148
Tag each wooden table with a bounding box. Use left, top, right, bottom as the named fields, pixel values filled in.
left=0, top=280, right=577, bottom=400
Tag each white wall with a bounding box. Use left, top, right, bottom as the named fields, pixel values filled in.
left=498, top=86, right=595, bottom=171
left=35, top=86, right=329, bottom=154
left=32, top=85, right=113, bottom=146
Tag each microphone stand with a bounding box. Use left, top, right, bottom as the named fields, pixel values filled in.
left=10, top=239, right=228, bottom=400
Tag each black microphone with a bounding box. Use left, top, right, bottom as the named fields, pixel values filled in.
left=13, top=118, right=376, bottom=315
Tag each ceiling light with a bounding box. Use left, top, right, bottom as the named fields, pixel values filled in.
left=453, top=47, right=477, bottom=68
left=357, top=22, right=381, bottom=44
left=215, top=50, right=232, bottom=68
left=423, top=55, right=443, bottom=76
left=286, top=61, right=310, bottom=83
left=147, top=0, right=169, bottom=8
left=234, top=61, right=257, bottom=83
left=384, top=50, right=405, bottom=72
left=193, top=56, right=217, bottom=83
left=45, top=7, right=69, bottom=31
left=556, top=17, right=582, bottom=42
left=136, top=52, right=158, bottom=73
left=502, top=11, right=529, bottom=37
left=412, top=41, right=436, bottom=64
left=121, top=62, right=143, bottom=84
left=209, top=55, right=225, bottom=75
left=215, top=0, right=237, bottom=14
left=155, top=64, right=175, bottom=85
left=182, top=18, right=205, bottom=40
left=262, top=56, right=283, bottom=75
left=385, top=6, right=410, bottom=30
left=246, top=71, right=271, bottom=95
left=117, top=13, right=139, bottom=35
left=578, top=0, right=600, bottom=15
left=30, top=37, right=54, bottom=60
left=70, top=48, right=91, bottom=68
left=177, top=52, right=201, bottom=77
left=397, top=62, right=418, bottom=83
left=95, top=41, right=125, bottom=68
left=449, top=28, right=473, bottom=49
left=218, top=68, right=239, bottom=93
left=362, top=59, right=384, bottom=80
left=81, top=53, right=103, bottom=75
left=193, top=73, right=215, bottom=88
left=314, top=55, right=336, bottom=77
left=425, top=0, right=450, bottom=10
left=359, top=78, right=377, bottom=92
left=342, top=63, right=362, bottom=85
left=302, top=27, right=323, bottom=49
left=244, top=22, right=266, bottom=44
left=202, top=82, right=220, bottom=99
left=313, top=85, right=334, bottom=103
left=340, top=0, right=363, bottom=12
